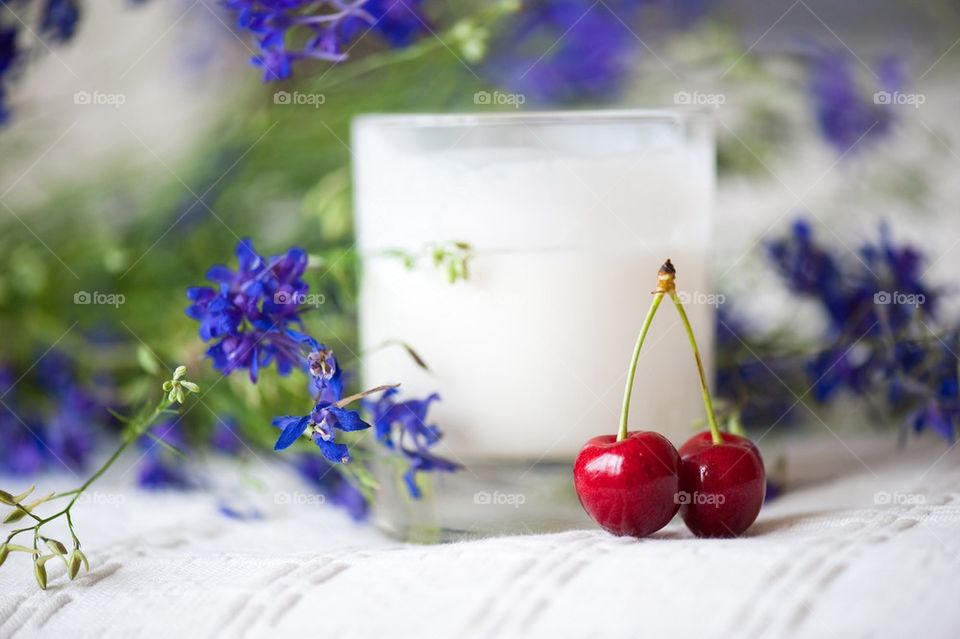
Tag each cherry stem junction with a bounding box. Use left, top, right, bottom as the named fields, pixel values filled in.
left=617, top=259, right=723, bottom=445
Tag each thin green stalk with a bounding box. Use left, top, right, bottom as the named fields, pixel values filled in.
left=2, top=367, right=199, bottom=590
left=4, top=399, right=171, bottom=546
left=65, top=401, right=169, bottom=512
left=668, top=290, right=722, bottom=444
left=618, top=292, right=665, bottom=441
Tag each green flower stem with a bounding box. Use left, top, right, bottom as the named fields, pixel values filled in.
left=4, top=398, right=173, bottom=548
left=617, top=292, right=666, bottom=442
left=667, top=290, right=722, bottom=444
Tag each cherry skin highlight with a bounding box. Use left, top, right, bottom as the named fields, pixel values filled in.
left=574, top=431, right=681, bottom=537
left=678, top=431, right=765, bottom=538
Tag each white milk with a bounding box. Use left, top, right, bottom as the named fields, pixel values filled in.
left=353, top=112, right=715, bottom=463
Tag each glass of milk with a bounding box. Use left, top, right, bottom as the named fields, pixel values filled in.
left=352, top=111, right=715, bottom=539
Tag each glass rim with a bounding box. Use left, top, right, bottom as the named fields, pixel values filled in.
left=353, top=109, right=712, bottom=129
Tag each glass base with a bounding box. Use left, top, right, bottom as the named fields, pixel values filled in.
left=371, top=459, right=592, bottom=543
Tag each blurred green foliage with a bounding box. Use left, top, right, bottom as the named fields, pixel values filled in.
left=0, top=26, right=501, bottom=453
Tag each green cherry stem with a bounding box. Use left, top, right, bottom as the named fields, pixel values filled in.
left=666, top=289, right=723, bottom=445
left=617, top=291, right=665, bottom=441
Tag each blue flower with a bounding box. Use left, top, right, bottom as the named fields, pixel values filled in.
left=339, top=0, right=426, bottom=47
left=911, top=400, right=957, bottom=442
left=0, top=26, right=19, bottom=124
left=273, top=401, right=370, bottom=463
left=210, top=416, right=245, bottom=455
left=217, top=499, right=263, bottom=521
left=807, top=48, right=900, bottom=153
left=186, top=238, right=312, bottom=382
left=714, top=307, right=802, bottom=429
left=137, top=422, right=196, bottom=490
left=722, top=217, right=956, bottom=444
left=0, top=352, right=103, bottom=475
left=0, top=26, right=18, bottom=76
left=364, top=389, right=456, bottom=498
left=293, top=454, right=368, bottom=521
left=805, top=345, right=881, bottom=403
left=43, top=389, right=98, bottom=470
left=306, top=344, right=343, bottom=401
left=0, top=413, right=46, bottom=475
left=223, top=0, right=422, bottom=82
left=486, top=0, right=638, bottom=104
left=0, top=86, right=10, bottom=126
left=766, top=219, right=937, bottom=339
left=39, top=0, right=81, bottom=43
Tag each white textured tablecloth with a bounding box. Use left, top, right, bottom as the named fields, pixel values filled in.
left=2, top=444, right=959, bottom=639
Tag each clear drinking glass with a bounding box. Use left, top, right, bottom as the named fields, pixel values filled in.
left=352, top=111, right=715, bottom=540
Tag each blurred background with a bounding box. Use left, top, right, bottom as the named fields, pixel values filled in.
left=2, top=0, right=959, bottom=515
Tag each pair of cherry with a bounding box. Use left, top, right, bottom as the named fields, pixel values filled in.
left=573, top=260, right=765, bottom=538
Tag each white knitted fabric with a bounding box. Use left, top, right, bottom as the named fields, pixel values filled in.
left=1, top=446, right=958, bottom=639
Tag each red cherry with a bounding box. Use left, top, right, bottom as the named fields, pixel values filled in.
left=574, top=431, right=680, bottom=537
left=678, top=431, right=765, bottom=538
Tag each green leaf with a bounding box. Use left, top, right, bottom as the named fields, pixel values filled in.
left=6, top=544, right=39, bottom=554
left=28, top=492, right=56, bottom=508
left=4, top=490, right=55, bottom=523
left=13, top=486, right=36, bottom=502
left=0, top=545, right=8, bottom=569
left=136, top=344, right=159, bottom=375
left=0, top=490, right=14, bottom=505
left=4, top=505, right=29, bottom=524
left=44, top=538, right=68, bottom=556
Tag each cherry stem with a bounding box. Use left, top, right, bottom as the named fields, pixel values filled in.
left=667, top=290, right=722, bottom=444
left=617, top=292, right=665, bottom=441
